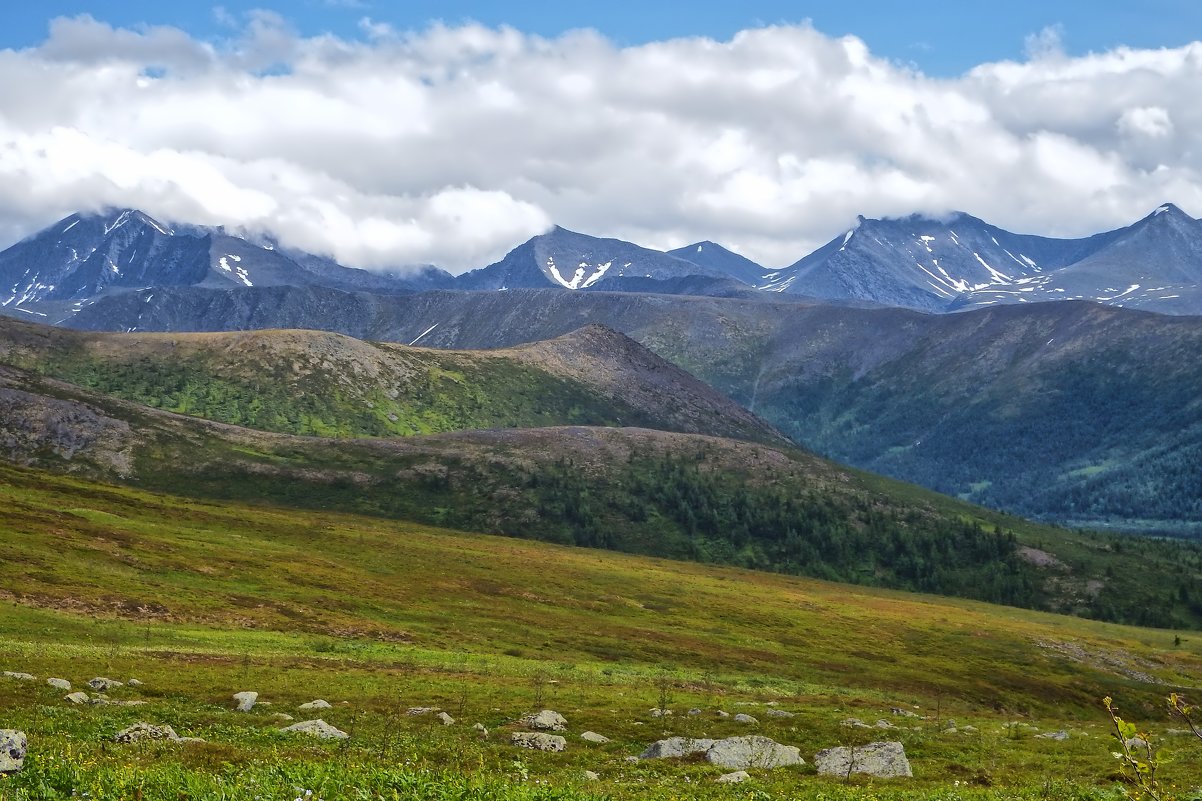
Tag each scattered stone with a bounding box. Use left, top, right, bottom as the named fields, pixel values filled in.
left=273, top=713, right=295, bottom=722
left=2, top=672, right=34, bottom=681
left=114, top=723, right=180, bottom=743
left=688, top=708, right=703, bottom=716
left=874, top=720, right=897, bottom=729
left=582, top=770, right=600, bottom=781
left=1035, top=731, right=1069, bottom=741
left=705, top=735, right=803, bottom=770
left=437, top=712, right=455, bottom=726
left=88, top=678, right=123, bottom=692
left=942, top=727, right=959, bottom=734
left=511, top=732, right=566, bottom=752
left=281, top=719, right=348, bottom=740
left=581, top=731, right=610, bottom=744
left=891, top=707, right=919, bottom=718
left=649, top=708, right=672, bottom=718
left=473, top=723, right=488, bottom=737
left=640, top=737, right=716, bottom=760
left=406, top=707, right=437, bottom=716
left=1125, top=736, right=1149, bottom=751
left=716, top=710, right=730, bottom=718
left=521, top=710, right=568, bottom=732
left=233, top=692, right=258, bottom=712
left=716, top=771, right=750, bottom=784
left=734, top=713, right=758, bottom=725
left=765, top=709, right=795, bottom=718
left=961, top=725, right=978, bottom=734
left=623, top=756, right=640, bottom=764
left=47, top=678, right=71, bottom=691
left=814, top=742, right=912, bottom=779
left=0, top=730, right=26, bottom=773
left=841, top=717, right=870, bottom=729
left=299, top=700, right=332, bottom=710
left=65, top=692, right=90, bottom=704
left=127, top=679, right=144, bottom=687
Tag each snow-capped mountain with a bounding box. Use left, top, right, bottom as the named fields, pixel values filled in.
left=768, top=204, right=1202, bottom=314
left=0, top=209, right=453, bottom=320
left=455, top=226, right=741, bottom=291
left=951, top=204, right=1202, bottom=314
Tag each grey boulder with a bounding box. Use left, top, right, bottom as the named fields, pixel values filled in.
left=3, top=672, right=34, bottom=681
left=734, top=713, right=758, bottom=724
left=281, top=719, right=348, bottom=740
left=511, top=732, right=566, bottom=752
left=521, top=710, right=568, bottom=732
left=233, top=692, right=258, bottom=712
left=0, top=730, right=26, bottom=773
left=88, top=678, right=123, bottom=692
left=640, top=737, right=716, bottom=760
left=814, top=741, right=912, bottom=779
left=114, top=723, right=179, bottom=743
left=65, top=692, right=90, bottom=704
left=298, top=700, right=331, bottom=710
left=47, top=678, right=72, bottom=691
left=580, top=731, right=610, bottom=744
left=705, top=736, right=803, bottom=770
left=716, top=771, right=750, bottom=784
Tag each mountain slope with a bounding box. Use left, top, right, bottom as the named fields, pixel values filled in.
left=0, top=209, right=454, bottom=321
left=0, top=316, right=785, bottom=445
left=667, top=240, right=768, bottom=286
left=2, top=358, right=1201, bottom=628
left=455, top=226, right=738, bottom=291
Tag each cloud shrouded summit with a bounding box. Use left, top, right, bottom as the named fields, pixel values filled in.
left=1, top=13, right=1200, bottom=272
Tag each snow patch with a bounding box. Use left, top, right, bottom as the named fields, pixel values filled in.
left=408, top=323, right=439, bottom=346
left=62, top=220, right=79, bottom=234
left=973, top=253, right=1011, bottom=284
left=1154, top=205, right=1171, bottom=216
left=217, top=254, right=252, bottom=287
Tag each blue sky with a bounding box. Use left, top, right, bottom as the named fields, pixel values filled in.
left=5, top=1, right=1202, bottom=75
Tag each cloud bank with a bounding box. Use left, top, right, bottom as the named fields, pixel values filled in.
left=1, top=13, right=1200, bottom=271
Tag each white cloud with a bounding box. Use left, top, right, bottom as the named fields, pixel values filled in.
left=0, top=16, right=1200, bottom=271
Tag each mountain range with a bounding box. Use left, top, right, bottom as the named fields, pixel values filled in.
left=4, top=203, right=1202, bottom=320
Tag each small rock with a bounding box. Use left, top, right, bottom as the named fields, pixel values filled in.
left=890, top=707, right=919, bottom=718
left=233, top=691, right=258, bottom=712
left=511, top=732, right=566, bottom=752
left=688, top=708, right=703, bottom=716
left=814, top=742, right=912, bottom=779
left=65, top=691, right=90, bottom=704
left=716, top=710, right=730, bottom=718
left=112, top=700, right=148, bottom=707
left=942, top=727, right=959, bottom=734
left=299, top=700, right=332, bottom=710
left=649, top=708, right=673, bottom=718
left=734, top=713, right=758, bottom=725
left=114, top=723, right=179, bottom=743
left=581, top=731, right=611, bottom=744
left=281, top=719, right=348, bottom=740
left=521, top=710, right=568, bottom=732
left=1035, top=730, right=1069, bottom=741
left=1124, top=736, right=1149, bottom=751
left=406, top=707, right=437, bottom=716
left=706, top=735, right=803, bottom=770
left=88, top=678, right=123, bottom=692
left=961, top=725, right=978, bottom=734
left=716, top=770, right=750, bottom=784
left=473, top=723, right=488, bottom=736
left=437, top=712, right=455, bottom=726
left=874, top=720, right=897, bottom=729
left=841, top=717, right=870, bottom=729
left=127, top=679, right=144, bottom=687
left=0, top=730, right=27, bottom=773
left=640, top=737, right=715, bottom=760
left=623, top=755, right=640, bottom=764
left=87, top=695, right=110, bottom=706
left=47, top=678, right=71, bottom=691
left=582, top=770, right=600, bottom=781
left=273, top=713, right=295, bottom=721
left=765, top=709, right=795, bottom=718
left=2, top=672, right=34, bottom=681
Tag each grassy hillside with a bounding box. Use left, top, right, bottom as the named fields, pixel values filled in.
left=76, top=287, right=1202, bottom=533
left=0, top=462, right=1200, bottom=800
left=0, top=317, right=783, bottom=445
left=2, top=362, right=1201, bottom=629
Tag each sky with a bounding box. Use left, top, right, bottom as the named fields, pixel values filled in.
left=1, top=2, right=1201, bottom=271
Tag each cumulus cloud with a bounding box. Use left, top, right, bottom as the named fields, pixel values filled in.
left=0, top=15, right=1200, bottom=271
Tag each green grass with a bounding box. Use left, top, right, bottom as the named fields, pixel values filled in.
left=1, top=463, right=1201, bottom=799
